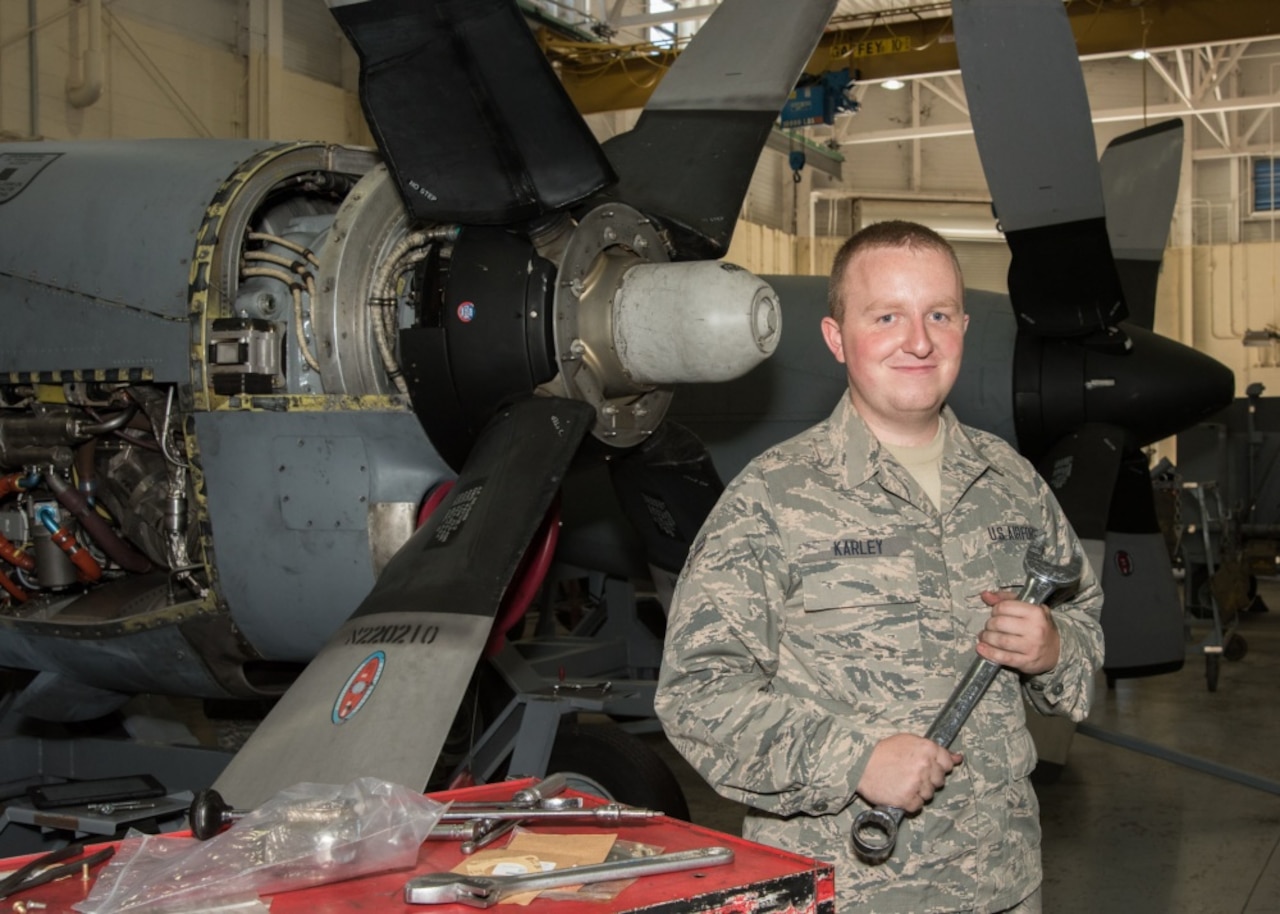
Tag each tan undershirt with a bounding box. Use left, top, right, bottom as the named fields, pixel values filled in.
left=882, top=422, right=945, bottom=510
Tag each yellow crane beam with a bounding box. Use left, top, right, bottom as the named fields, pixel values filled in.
left=542, top=0, right=1280, bottom=115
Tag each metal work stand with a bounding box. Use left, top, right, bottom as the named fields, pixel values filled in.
left=454, top=569, right=667, bottom=783
left=1176, top=480, right=1246, bottom=691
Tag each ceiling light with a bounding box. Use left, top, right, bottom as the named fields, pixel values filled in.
left=882, top=78, right=905, bottom=90
left=1129, top=50, right=1150, bottom=61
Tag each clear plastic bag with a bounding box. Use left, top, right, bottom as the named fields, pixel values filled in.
left=75, top=777, right=447, bottom=914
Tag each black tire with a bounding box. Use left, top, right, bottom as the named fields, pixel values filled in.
left=1224, top=634, right=1248, bottom=662
left=547, top=720, right=691, bottom=821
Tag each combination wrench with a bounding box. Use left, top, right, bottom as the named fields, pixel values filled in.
left=851, top=538, right=1083, bottom=863
left=405, top=846, right=734, bottom=907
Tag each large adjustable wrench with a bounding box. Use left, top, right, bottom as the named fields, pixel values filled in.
left=405, top=846, right=735, bottom=906
left=851, top=538, right=1083, bottom=863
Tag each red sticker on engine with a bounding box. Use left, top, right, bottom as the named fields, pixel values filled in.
left=332, top=650, right=385, bottom=724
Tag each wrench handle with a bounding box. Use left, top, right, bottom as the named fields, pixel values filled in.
left=852, top=563, right=1076, bottom=862
left=852, top=657, right=1001, bottom=862
left=511, top=772, right=567, bottom=808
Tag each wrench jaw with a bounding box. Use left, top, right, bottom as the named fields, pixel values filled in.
left=851, top=805, right=904, bottom=864
left=1019, top=541, right=1084, bottom=605
left=454, top=878, right=500, bottom=909
left=404, top=875, right=499, bottom=908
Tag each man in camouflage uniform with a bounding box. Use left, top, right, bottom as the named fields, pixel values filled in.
left=654, top=221, right=1104, bottom=914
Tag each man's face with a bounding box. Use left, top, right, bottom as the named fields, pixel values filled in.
left=820, top=244, right=968, bottom=445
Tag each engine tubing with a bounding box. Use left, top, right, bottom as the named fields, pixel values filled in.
left=0, top=566, right=28, bottom=602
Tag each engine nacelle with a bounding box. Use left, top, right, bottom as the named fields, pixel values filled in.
left=0, top=138, right=779, bottom=716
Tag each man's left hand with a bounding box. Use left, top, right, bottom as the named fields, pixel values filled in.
left=975, top=590, right=1060, bottom=676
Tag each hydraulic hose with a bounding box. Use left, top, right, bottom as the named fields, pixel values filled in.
left=45, top=473, right=153, bottom=573
left=0, top=532, right=35, bottom=572
left=77, top=403, right=139, bottom=436
left=0, top=566, right=27, bottom=602
left=0, top=472, right=36, bottom=500
left=35, top=503, right=102, bottom=582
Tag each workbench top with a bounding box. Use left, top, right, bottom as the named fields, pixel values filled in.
left=1, top=779, right=835, bottom=914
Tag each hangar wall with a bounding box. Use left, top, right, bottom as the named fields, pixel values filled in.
left=1, top=0, right=1276, bottom=398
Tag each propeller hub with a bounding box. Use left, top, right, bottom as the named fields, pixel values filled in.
left=547, top=203, right=780, bottom=447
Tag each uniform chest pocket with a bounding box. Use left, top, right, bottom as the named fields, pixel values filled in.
left=797, top=556, right=923, bottom=658
left=983, top=529, right=1043, bottom=593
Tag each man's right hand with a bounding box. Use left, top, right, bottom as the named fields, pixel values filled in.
left=855, top=733, right=963, bottom=812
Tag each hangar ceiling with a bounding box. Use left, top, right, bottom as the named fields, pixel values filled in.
left=535, top=0, right=1280, bottom=158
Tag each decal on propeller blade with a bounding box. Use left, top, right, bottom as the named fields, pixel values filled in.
left=1115, top=551, right=1134, bottom=577
left=332, top=650, right=385, bottom=724
left=428, top=481, right=484, bottom=546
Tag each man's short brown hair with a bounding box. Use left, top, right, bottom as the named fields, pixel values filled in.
left=827, top=220, right=964, bottom=321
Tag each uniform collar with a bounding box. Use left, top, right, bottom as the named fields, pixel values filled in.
left=823, top=394, right=1002, bottom=494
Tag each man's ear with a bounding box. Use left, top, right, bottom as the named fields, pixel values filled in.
left=962, top=312, right=970, bottom=334
left=820, top=316, right=846, bottom=364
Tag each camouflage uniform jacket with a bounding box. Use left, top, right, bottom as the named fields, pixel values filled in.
left=655, top=396, right=1104, bottom=914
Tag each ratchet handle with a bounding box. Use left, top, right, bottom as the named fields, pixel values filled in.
left=851, top=804, right=905, bottom=863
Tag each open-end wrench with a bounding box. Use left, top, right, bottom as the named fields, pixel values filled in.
left=405, top=846, right=735, bottom=907
left=851, top=538, right=1083, bottom=863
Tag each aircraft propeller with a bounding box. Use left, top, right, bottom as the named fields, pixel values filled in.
left=212, top=0, right=839, bottom=807
left=950, top=0, right=1234, bottom=675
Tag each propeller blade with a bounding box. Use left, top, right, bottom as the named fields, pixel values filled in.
left=1100, top=120, right=1185, bottom=330
left=608, top=421, right=725, bottom=607
left=213, top=395, right=595, bottom=808
left=952, top=0, right=1125, bottom=335
left=596, top=0, right=839, bottom=258
left=1098, top=452, right=1185, bottom=676
left=328, top=0, right=614, bottom=224
left=1034, top=424, right=1126, bottom=543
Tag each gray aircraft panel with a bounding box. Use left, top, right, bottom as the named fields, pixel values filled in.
left=0, top=140, right=276, bottom=321
left=0, top=612, right=229, bottom=701
left=193, top=408, right=448, bottom=661
left=0, top=273, right=190, bottom=380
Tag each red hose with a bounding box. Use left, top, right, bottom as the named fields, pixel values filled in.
left=0, top=567, right=27, bottom=603
left=48, top=526, right=103, bottom=582
left=46, top=473, right=153, bottom=573
left=0, top=532, right=35, bottom=571
left=416, top=481, right=560, bottom=657
left=485, top=495, right=560, bottom=658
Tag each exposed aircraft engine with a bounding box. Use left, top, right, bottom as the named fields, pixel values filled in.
left=0, top=137, right=779, bottom=721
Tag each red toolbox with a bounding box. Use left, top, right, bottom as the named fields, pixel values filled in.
left=0, top=778, right=835, bottom=914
